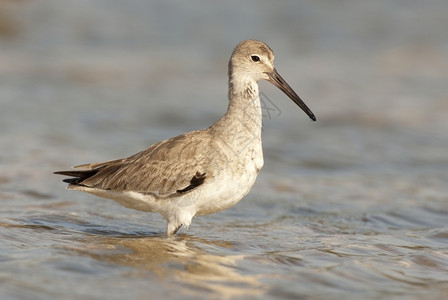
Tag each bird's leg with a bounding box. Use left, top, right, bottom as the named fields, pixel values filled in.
left=172, top=225, right=182, bottom=234
left=166, top=222, right=182, bottom=236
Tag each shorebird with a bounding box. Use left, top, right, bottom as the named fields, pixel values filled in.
left=54, top=40, right=316, bottom=235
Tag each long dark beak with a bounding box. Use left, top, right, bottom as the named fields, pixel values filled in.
left=267, top=68, right=316, bottom=121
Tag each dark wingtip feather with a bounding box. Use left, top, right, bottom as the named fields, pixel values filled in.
left=54, top=169, right=99, bottom=184
left=62, top=178, right=82, bottom=184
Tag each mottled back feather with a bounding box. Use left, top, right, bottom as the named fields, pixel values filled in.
left=56, top=129, right=216, bottom=197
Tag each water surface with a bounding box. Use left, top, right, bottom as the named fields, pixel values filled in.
left=1, top=1, right=447, bottom=299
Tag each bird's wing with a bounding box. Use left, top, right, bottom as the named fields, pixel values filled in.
left=56, top=130, right=217, bottom=197
left=72, top=158, right=127, bottom=170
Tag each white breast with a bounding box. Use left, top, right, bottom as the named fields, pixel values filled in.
left=192, top=144, right=264, bottom=216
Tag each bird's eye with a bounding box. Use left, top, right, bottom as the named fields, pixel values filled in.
left=251, top=55, right=260, bottom=62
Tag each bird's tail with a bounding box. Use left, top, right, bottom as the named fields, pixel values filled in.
left=53, top=169, right=99, bottom=184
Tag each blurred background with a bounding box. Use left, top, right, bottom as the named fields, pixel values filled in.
left=1, top=1, right=447, bottom=299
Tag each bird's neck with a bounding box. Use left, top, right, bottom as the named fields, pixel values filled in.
left=212, top=73, right=263, bottom=136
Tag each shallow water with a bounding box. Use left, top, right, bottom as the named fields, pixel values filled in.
left=1, top=1, right=447, bottom=299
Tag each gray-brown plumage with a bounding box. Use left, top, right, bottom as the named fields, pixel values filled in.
left=56, top=131, right=211, bottom=197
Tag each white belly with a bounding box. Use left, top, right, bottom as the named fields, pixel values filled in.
left=193, top=152, right=263, bottom=215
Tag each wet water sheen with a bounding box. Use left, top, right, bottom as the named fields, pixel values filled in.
left=1, top=1, right=447, bottom=299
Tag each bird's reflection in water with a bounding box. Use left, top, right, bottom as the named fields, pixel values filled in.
left=71, top=233, right=265, bottom=297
